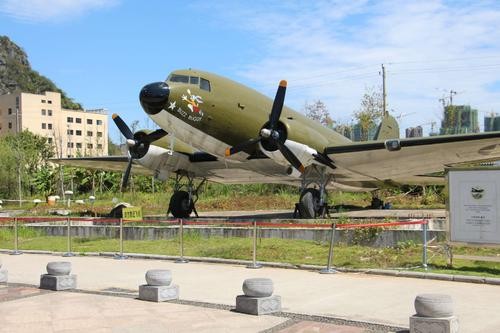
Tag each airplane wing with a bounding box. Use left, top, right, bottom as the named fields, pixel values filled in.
left=50, top=150, right=305, bottom=187
left=325, top=131, right=500, bottom=186
left=50, top=156, right=154, bottom=176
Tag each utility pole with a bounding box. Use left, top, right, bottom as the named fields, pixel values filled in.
left=449, top=90, right=457, bottom=106
left=381, top=64, right=387, bottom=116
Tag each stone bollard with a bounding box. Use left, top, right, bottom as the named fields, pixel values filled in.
left=139, top=269, right=179, bottom=302
left=236, top=278, right=281, bottom=315
left=40, top=261, right=77, bottom=291
left=0, top=259, right=7, bottom=283
left=410, top=294, right=459, bottom=333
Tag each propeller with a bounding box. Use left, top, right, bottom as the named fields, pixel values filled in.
left=112, top=113, right=168, bottom=190
left=225, top=80, right=305, bottom=173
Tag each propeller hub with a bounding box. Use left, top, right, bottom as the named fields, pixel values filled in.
left=260, top=128, right=272, bottom=138
left=140, top=82, right=170, bottom=115
left=126, top=139, right=136, bottom=147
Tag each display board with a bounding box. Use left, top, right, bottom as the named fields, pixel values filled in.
left=448, top=168, right=500, bottom=244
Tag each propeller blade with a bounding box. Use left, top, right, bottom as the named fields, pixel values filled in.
left=121, top=158, right=133, bottom=191
left=277, top=140, right=305, bottom=173
left=145, top=129, right=168, bottom=143
left=269, top=80, right=287, bottom=130
left=225, top=137, right=261, bottom=156
left=112, top=114, right=134, bottom=140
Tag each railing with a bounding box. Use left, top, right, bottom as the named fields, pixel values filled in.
left=0, top=216, right=430, bottom=272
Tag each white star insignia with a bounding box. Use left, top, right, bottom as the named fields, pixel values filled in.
left=168, top=101, right=176, bottom=110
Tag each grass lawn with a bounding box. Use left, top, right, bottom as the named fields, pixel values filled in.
left=1, top=227, right=499, bottom=278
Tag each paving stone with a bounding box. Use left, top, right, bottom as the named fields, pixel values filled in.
left=0, top=269, right=7, bottom=283
left=40, top=274, right=77, bottom=291
left=139, top=284, right=179, bottom=302
left=236, top=294, right=281, bottom=315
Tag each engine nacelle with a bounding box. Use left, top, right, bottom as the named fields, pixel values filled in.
left=260, top=139, right=317, bottom=172
left=135, top=145, right=173, bottom=181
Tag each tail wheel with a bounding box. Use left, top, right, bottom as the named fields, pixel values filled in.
left=298, top=188, right=321, bottom=219
left=169, top=190, right=194, bottom=218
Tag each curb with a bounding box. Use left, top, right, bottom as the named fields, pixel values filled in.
left=2, top=249, right=499, bottom=286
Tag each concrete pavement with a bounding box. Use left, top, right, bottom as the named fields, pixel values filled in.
left=1, top=253, right=500, bottom=332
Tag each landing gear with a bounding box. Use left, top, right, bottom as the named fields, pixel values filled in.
left=169, top=191, right=193, bottom=218
left=167, top=172, right=206, bottom=218
left=295, top=166, right=331, bottom=219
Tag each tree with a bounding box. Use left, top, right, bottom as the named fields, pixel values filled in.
left=0, top=131, right=54, bottom=198
left=303, top=100, right=333, bottom=127
left=353, top=86, right=384, bottom=141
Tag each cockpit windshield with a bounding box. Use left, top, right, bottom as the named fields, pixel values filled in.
left=167, top=74, right=211, bottom=92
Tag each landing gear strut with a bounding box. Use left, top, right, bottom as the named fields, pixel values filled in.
left=167, top=172, right=206, bottom=218
left=295, top=166, right=331, bottom=219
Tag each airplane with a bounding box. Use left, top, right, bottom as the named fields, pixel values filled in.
left=53, top=69, right=500, bottom=218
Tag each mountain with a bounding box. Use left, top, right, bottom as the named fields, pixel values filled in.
left=0, top=36, right=82, bottom=110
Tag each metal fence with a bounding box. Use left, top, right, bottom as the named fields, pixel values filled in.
left=0, top=216, right=430, bottom=272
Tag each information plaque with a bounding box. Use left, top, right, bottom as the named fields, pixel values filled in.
left=448, top=168, right=500, bottom=244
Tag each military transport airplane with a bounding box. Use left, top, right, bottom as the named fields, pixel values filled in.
left=54, top=69, right=500, bottom=218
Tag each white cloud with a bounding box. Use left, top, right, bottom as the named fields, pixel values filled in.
left=0, top=0, right=118, bottom=23
left=208, top=0, right=500, bottom=133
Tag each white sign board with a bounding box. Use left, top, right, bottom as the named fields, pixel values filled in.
left=448, top=169, right=500, bottom=244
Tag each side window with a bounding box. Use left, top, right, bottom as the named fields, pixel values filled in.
left=190, top=76, right=199, bottom=85
left=200, top=78, right=211, bottom=92
left=169, top=74, right=189, bottom=83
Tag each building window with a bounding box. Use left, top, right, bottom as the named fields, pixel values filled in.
left=48, top=100, right=52, bottom=104
left=15, top=97, right=19, bottom=107
left=87, top=143, right=93, bottom=149
left=87, top=131, right=93, bottom=137
left=47, top=138, right=52, bottom=144
left=47, top=123, right=52, bottom=130
left=97, top=144, right=103, bottom=149
left=76, top=118, right=82, bottom=124
left=8, top=122, right=12, bottom=129
left=42, top=123, right=46, bottom=129
left=41, top=99, right=46, bottom=103
left=97, top=131, right=103, bottom=137
left=67, top=117, right=73, bottom=123
left=87, top=119, right=93, bottom=125
left=41, top=109, right=46, bottom=116
left=96, top=120, right=103, bottom=125
left=67, top=142, right=74, bottom=148
left=67, top=155, right=72, bottom=158
left=8, top=108, right=12, bottom=115
left=76, top=130, right=82, bottom=136
left=67, top=129, right=74, bottom=135
left=76, top=142, right=82, bottom=148
left=48, top=109, right=52, bottom=116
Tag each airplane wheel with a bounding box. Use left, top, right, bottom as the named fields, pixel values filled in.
left=169, top=191, right=193, bottom=218
left=298, top=188, right=321, bottom=219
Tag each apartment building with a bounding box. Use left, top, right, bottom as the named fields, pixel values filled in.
left=0, top=90, right=108, bottom=157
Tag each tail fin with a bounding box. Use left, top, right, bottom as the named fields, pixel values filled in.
left=374, top=114, right=399, bottom=140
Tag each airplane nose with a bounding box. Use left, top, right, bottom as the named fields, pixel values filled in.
left=139, top=82, right=170, bottom=115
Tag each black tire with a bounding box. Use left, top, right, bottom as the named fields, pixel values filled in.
left=298, top=188, right=321, bottom=219
left=370, top=197, right=384, bottom=209
left=169, top=191, right=193, bottom=218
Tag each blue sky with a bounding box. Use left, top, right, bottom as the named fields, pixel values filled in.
left=1, top=0, right=500, bottom=141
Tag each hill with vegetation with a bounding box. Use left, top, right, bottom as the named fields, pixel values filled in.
left=0, top=35, right=82, bottom=109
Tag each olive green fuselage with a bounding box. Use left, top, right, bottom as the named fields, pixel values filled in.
left=148, top=69, right=351, bottom=160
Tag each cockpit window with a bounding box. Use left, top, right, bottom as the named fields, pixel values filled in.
left=200, top=78, right=211, bottom=92
left=169, top=74, right=189, bottom=83
left=190, top=76, right=199, bottom=85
